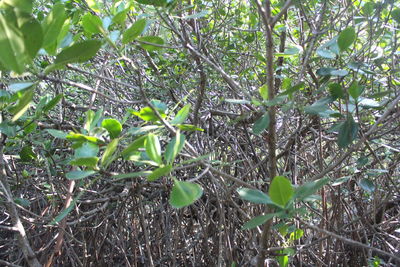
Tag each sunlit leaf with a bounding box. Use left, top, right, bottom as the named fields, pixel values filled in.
left=169, top=179, right=203, bottom=208
left=269, top=176, right=293, bottom=207
left=102, top=118, right=122, bottom=139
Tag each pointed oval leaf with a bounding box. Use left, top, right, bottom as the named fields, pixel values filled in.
left=392, top=8, right=400, bottom=24
left=101, top=118, right=122, bottom=139
left=75, top=142, right=99, bottom=158
left=145, top=133, right=162, bottom=165
left=54, top=40, right=102, bottom=65
left=164, top=131, right=185, bottom=164
left=237, top=188, right=274, bottom=205
left=337, top=115, right=358, bottom=148
left=169, top=179, right=203, bottom=208
left=122, top=136, right=146, bottom=159
left=82, top=13, right=103, bottom=35
left=70, top=157, right=99, bottom=167
left=47, top=129, right=68, bottom=139
left=359, top=178, right=375, bottom=193
left=241, top=213, right=276, bottom=230
left=269, top=176, right=294, bottom=207
left=171, top=104, right=191, bottom=124
left=122, top=18, right=147, bottom=44
left=101, top=138, right=119, bottom=167
left=338, top=27, right=356, bottom=52
left=259, top=84, right=268, bottom=100
left=137, top=36, right=164, bottom=51
left=42, top=4, right=67, bottom=53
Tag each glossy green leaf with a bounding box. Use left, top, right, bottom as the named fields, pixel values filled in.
left=54, top=40, right=102, bottom=65
left=171, top=104, right=191, bottom=124
left=359, top=178, right=375, bottom=193
left=122, top=136, right=146, bottom=159
left=177, top=124, right=204, bottom=132
left=338, top=27, right=356, bottom=52
left=241, top=213, right=276, bottom=230
left=82, top=13, right=103, bottom=35
left=66, top=132, right=100, bottom=143
left=101, top=138, right=119, bottom=167
left=337, top=115, right=358, bottom=148
left=66, top=170, right=97, bottom=180
left=252, top=112, right=270, bottom=135
left=169, top=179, right=203, bottom=208
left=147, top=165, right=172, bottom=181
left=42, top=4, right=67, bottom=53
left=47, top=129, right=68, bottom=139
left=138, top=36, right=164, bottom=51
left=237, top=188, right=274, bottom=205
left=290, top=229, right=304, bottom=241
left=112, top=171, right=151, bottom=180
left=269, top=176, right=294, bottom=207
left=11, top=88, right=34, bottom=122
left=258, top=84, right=268, bottom=100
left=165, top=131, right=185, bottom=164
left=145, top=133, right=162, bottom=165
left=102, top=118, right=122, bottom=139
left=42, top=94, right=63, bottom=113
left=294, top=178, right=329, bottom=200
left=0, top=10, right=26, bottom=73
left=122, top=18, right=147, bottom=44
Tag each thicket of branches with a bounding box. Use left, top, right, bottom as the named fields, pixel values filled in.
left=0, top=0, right=399, bottom=266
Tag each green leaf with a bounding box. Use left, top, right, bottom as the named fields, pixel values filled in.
left=169, top=179, right=203, bottom=208
left=392, top=8, right=400, bottom=24
left=130, top=106, right=166, bottom=122
left=137, top=36, right=164, bottom=51
left=316, top=48, right=336, bottom=59
left=9, top=82, right=34, bottom=93
left=184, top=10, right=210, bottom=19
left=19, top=12, right=43, bottom=60
left=348, top=81, right=362, bottom=100
left=294, top=178, right=329, bottom=201
left=66, top=170, right=97, bottom=180
left=122, top=18, right=147, bottom=44
left=0, top=10, right=26, bottom=73
left=122, top=136, right=146, bottom=159
left=42, top=4, right=67, bottom=53
left=269, top=176, right=294, bottom=207
left=304, top=97, right=334, bottom=117
left=359, top=178, right=375, bottom=193
left=171, top=104, right=191, bottom=124
left=53, top=40, right=102, bottom=66
left=134, top=0, right=171, bottom=7
left=241, top=213, right=276, bottom=230
left=66, top=132, right=100, bottom=143
left=164, top=131, right=185, bottom=164
left=50, top=197, right=78, bottom=225
left=1, top=0, right=32, bottom=13
left=274, top=47, right=300, bottom=57
left=82, top=13, right=103, bottom=35
left=70, top=157, right=99, bottom=167
left=19, top=145, right=36, bottom=162
left=258, top=84, right=268, bottom=100
left=11, top=88, right=34, bottom=122
left=237, top=188, right=274, bottom=205
left=42, top=94, right=63, bottom=113
left=177, top=124, right=204, bottom=132
left=14, top=197, right=31, bottom=207
left=147, top=165, right=172, bottom=181
left=101, top=118, right=122, bottom=139
left=112, top=171, right=151, bottom=180
left=252, top=112, right=270, bottom=135
left=47, top=129, right=68, bottom=139
left=290, top=229, right=304, bottom=241
left=329, top=83, right=344, bottom=100
left=358, top=98, right=380, bottom=108
left=75, top=142, right=99, bottom=158
left=337, top=115, right=358, bottom=148
left=338, top=27, right=356, bottom=52
left=145, top=133, right=162, bottom=165
left=101, top=138, right=119, bottom=167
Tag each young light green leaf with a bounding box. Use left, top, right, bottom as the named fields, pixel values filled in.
left=171, top=104, right=191, bottom=124
left=147, top=165, right=172, bottom=181
left=337, top=115, right=358, bottom=148
left=112, top=171, right=151, bottom=180
left=66, top=170, right=97, bottom=180
left=169, top=179, right=203, bottom=208
left=146, top=133, right=162, bottom=165
left=70, top=157, right=99, bottom=167
left=102, top=118, right=122, bottom=139
left=42, top=94, right=63, bottom=113
left=122, top=136, right=146, bottom=159
left=269, top=176, right=294, bottom=207
left=137, top=36, right=164, bottom=51
left=101, top=138, right=119, bottom=167
left=252, top=112, right=270, bottom=135
left=122, top=18, right=147, bottom=44
left=241, top=213, right=276, bottom=230
left=237, top=188, right=274, bottom=205
left=338, top=27, right=356, bottom=52
left=259, top=84, right=268, bottom=100
left=164, top=131, right=185, bottom=164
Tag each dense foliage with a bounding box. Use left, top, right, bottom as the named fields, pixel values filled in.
left=0, top=0, right=399, bottom=266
